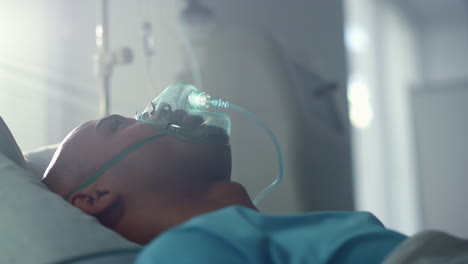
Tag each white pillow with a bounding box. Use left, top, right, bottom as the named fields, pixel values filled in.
left=0, top=153, right=140, bottom=264
left=24, top=144, right=59, bottom=179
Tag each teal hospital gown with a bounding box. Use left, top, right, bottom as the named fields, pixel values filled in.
left=135, top=206, right=406, bottom=264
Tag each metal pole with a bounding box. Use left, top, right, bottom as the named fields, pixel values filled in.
left=94, top=0, right=132, bottom=116
left=96, top=0, right=111, bottom=116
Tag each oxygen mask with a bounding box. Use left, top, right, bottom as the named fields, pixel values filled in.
left=135, top=82, right=231, bottom=145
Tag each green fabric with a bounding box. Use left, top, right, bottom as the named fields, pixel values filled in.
left=136, top=206, right=407, bottom=264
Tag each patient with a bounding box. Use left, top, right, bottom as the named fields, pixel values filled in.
left=43, top=110, right=407, bottom=264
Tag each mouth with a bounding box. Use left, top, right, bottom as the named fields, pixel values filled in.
left=180, top=115, right=229, bottom=145
left=166, top=110, right=229, bottom=145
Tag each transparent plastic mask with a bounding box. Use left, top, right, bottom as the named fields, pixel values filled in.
left=135, top=82, right=231, bottom=145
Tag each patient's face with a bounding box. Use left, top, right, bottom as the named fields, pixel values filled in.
left=43, top=112, right=231, bottom=200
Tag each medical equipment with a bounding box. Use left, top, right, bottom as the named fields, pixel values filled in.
left=135, top=82, right=231, bottom=139
left=95, top=0, right=133, bottom=116
left=141, top=20, right=159, bottom=96
left=136, top=82, right=284, bottom=205
left=66, top=82, right=283, bottom=205
left=141, top=21, right=155, bottom=57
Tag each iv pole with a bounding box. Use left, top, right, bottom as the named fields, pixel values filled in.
left=96, top=0, right=110, bottom=117
left=95, top=0, right=133, bottom=117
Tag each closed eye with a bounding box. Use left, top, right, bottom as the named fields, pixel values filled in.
left=109, top=118, right=120, bottom=133
left=109, top=116, right=131, bottom=134
left=97, top=115, right=127, bottom=135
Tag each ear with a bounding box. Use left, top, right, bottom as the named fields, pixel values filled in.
left=70, top=188, right=119, bottom=216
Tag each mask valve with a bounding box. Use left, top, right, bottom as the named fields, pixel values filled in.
left=189, top=91, right=231, bottom=109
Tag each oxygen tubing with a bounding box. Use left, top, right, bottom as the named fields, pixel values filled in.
left=229, top=103, right=284, bottom=206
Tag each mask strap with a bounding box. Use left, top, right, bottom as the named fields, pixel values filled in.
left=65, top=133, right=167, bottom=201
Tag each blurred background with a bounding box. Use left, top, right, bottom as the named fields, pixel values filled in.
left=0, top=0, right=467, bottom=238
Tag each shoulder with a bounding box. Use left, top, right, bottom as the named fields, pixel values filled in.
left=136, top=226, right=246, bottom=264
left=135, top=206, right=256, bottom=264
left=135, top=207, right=402, bottom=264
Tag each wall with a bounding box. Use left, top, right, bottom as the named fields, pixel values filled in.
left=0, top=1, right=97, bottom=151
left=346, top=0, right=468, bottom=235
left=407, top=0, right=468, bottom=236
left=412, top=82, right=468, bottom=237
left=419, top=18, right=468, bottom=82
left=0, top=1, right=48, bottom=151
left=345, top=0, right=422, bottom=234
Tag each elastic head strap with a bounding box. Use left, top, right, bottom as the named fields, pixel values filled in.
left=65, top=133, right=167, bottom=201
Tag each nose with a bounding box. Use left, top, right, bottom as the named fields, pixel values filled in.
left=124, top=115, right=138, bottom=125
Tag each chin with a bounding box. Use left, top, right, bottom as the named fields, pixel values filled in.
left=183, top=140, right=231, bottom=183
left=208, top=143, right=232, bottom=181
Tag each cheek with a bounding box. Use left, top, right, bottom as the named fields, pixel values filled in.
left=112, top=156, right=165, bottom=193
left=124, top=136, right=232, bottom=187
left=207, top=145, right=232, bottom=180
left=173, top=142, right=232, bottom=179
left=116, top=142, right=173, bottom=189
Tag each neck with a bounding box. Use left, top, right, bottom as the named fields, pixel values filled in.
left=112, top=181, right=257, bottom=244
